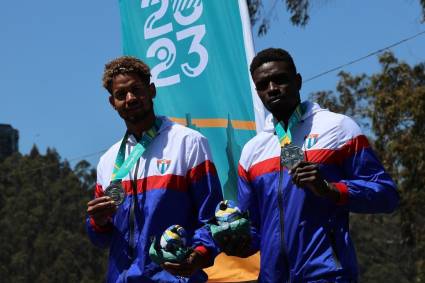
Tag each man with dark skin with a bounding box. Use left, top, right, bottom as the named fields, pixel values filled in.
left=219, top=48, right=399, bottom=282
left=86, top=56, right=222, bottom=282
left=251, top=54, right=340, bottom=201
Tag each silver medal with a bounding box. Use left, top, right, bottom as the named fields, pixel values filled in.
left=105, top=182, right=125, bottom=206
left=281, top=144, right=304, bottom=169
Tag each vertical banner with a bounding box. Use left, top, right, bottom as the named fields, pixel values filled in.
left=119, top=0, right=263, bottom=281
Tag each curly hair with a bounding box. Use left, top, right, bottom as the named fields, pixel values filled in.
left=102, top=56, right=151, bottom=94
left=250, top=48, right=297, bottom=76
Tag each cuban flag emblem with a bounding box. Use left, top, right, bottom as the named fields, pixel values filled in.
left=157, top=159, right=171, bottom=174
left=305, top=134, right=319, bottom=149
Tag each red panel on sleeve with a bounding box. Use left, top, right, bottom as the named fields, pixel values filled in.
left=248, top=157, right=280, bottom=182
left=194, top=245, right=210, bottom=257
left=333, top=182, right=349, bottom=205
left=186, top=160, right=218, bottom=182
left=238, top=164, right=250, bottom=182
left=94, top=183, right=104, bottom=198
left=306, top=135, right=370, bottom=165
left=89, top=217, right=113, bottom=233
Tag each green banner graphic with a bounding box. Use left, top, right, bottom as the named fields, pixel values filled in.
left=119, top=0, right=259, bottom=200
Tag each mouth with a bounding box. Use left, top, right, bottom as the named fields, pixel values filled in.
left=267, top=94, right=285, bottom=105
left=127, top=105, right=142, bottom=112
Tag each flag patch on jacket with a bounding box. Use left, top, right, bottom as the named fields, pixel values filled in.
left=157, top=159, right=171, bottom=174
left=305, top=134, right=319, bottom=149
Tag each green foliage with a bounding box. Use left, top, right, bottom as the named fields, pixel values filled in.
left=247, top=0, right=425, bottom=35
left=247, top=0, right=310, bottom=34
left=311, top=52, right=425, bottom=282
left=0, top=148, right=107, bottom=282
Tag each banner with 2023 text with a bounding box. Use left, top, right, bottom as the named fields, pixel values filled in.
left=119, top=0, right=264, bottom=281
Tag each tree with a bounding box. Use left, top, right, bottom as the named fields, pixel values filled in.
left=0, top=149, right=106, bottom=282
left=247, top=0, right=425, bottom=35
left=311, top=52, right=425, bottom=282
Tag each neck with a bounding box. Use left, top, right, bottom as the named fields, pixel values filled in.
left=274, top=107, right=296, bottom=128
left=275, top=114, right=290, bottom=128
left=125, top=112, right=156, bottom=140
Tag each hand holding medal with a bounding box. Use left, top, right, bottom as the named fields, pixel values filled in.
left=273, top=104, right=337, bottom=199
left=289, top=161, right=340, bottom=202
left=273, top=100, right=336, bottom=199
left=87, top=119, right=162, bottom=228
left=86, top=180, right=125, bottom=228
left=86, top=196, right=117, bottom=227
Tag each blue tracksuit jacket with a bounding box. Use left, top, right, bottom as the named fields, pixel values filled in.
left=86, top=117, right=223, bottom=282
left=237, top=102, right=399, bottom=282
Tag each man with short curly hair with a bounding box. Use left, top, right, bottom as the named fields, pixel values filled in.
left=86, top=56, right=223, bottom=282
left=102, top=56, right=151, bottom=93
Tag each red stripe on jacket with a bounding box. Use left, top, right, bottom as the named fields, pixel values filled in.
left=247, top=157, right=280, bottom=182
left=95, top=161, right=216, bottom=197
left=306, top=135, right=370, bottom=165
left=238, top=164, right=250, bottom=182
left=186, top=160, right=217, bottom=183
left=89, top=217, right=113, bottom=233
left=241, top=135, right=370, bottom=182
left=121, top=174, right=188, bottom=194
left=333, top=182, right=349, bottom=205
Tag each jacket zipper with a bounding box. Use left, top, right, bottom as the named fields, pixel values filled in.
left=278, top=147, right=291, bottom=282
left=128, top=158, right=141, bottom=259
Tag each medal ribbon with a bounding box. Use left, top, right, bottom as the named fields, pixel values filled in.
left=274, top=102, right=307, bottom=147
left=111, top=117, right=162, bottom=182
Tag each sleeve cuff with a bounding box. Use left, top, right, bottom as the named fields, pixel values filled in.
left=332, top=182, right=349, bottom=205
left=89, top=217, right=113, bottom=233
left=194, top=245, right=210, bottom=257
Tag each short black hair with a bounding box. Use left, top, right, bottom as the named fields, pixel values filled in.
left=102, top=56, right=151, bottom=94
left=250, top=48, right=297, bottom=75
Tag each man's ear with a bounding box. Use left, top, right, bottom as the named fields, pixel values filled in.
left=295, top=73, right=302, bottom=91
left=109, top=95, right=116, bottom=109
left=149, top=83, right=156, bottom=99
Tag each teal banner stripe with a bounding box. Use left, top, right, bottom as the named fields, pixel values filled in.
left=119, top=0, right=255, bottom=200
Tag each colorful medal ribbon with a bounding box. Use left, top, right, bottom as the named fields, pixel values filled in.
left=111, top=117, right=162, bottom=182
left=274, top=102, right=307, bottom=147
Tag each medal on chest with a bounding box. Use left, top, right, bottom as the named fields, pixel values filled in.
left=108, top=118, right=162, bottom=206
left=274, top=102, right=307, bottom=169
left=281, top=144, right=304, bottom=169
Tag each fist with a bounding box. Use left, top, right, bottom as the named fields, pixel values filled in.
left=87, top=196, right=116, bottom=226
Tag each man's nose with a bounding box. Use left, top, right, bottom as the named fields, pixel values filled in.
left=125, top=91, right=137, bottom=102
left=267, top=81, right=279, bottom=92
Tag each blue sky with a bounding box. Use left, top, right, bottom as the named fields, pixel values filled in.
left=1, top=0, right=424, bottom=167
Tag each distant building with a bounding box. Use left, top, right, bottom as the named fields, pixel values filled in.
left=0, top=124, right=19, bottom=160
